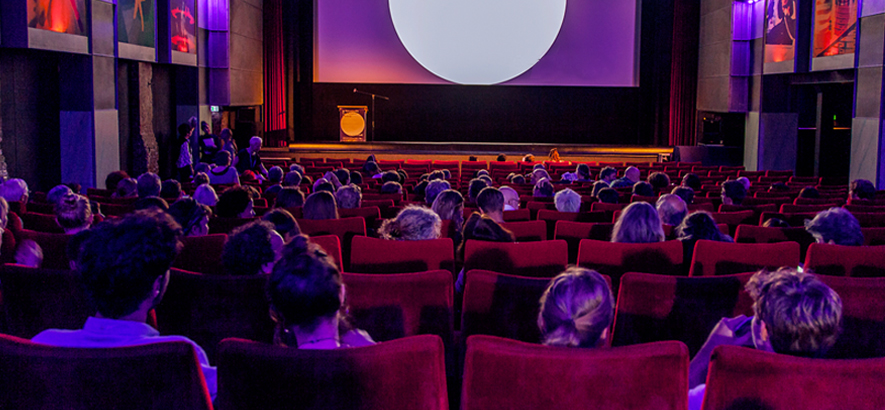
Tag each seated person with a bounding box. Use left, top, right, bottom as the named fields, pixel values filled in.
left=596, top=187, right=620, bottom=204
left=548, top=148, right=562, bottom=162
left=114, top=178, right=138, bottom=198
left=681, top=173, right=702, bottom=191
left=670, top=186, right=694, bottom=205
left=510, top=174, right=526, bottom=185
left=647, top=172, right=671, bottom=191
left=349, top=171, right=363, bottom=185
left=302, top=191, right=339, bottom=220
left=676, top=211, right=733, bottom=271
left=720, top=180, right=747, bottom=205
left=736, top=176, right=751, bottom=192
left=379, top=206, right=441, bottom=241
left=332, top=168, right=350, bottom=185
left=611, top=166, right=640, bottom=189
left=160, top=179, right=182, bottom=200
left=632, top=181, right=655, bottom=198
left=55, top=193, right=93, bottom=235
left=136, top=173, right=161, bottom=198
left=379, top=181, right=402, bottom=195
left=133, top=196, right=169, bottom=212
left=31, top=210, right=217, bottom=399
left=282, top=171, right=303, bottom=187
left=47, top=185, right=73, bottom=206
left=531, top=169, right=551, bottom=185
left=15, top=239, right=43, bottom=268
left=522, top=154, right=535, bottom=163
left=192, top=172, right=210, bottom=186
left=105, top=171, right=130, bottom=192
left=805, top=207, right=863, bottom=246
left=477, top=187, right=505, bottom=223
left=193, top=184, right=218, bottom=207
left=424, top=180, right=450, bottom=205
left=798, top=186, right=820, bottom=199
left=209, top=151, right=241, bottom=185
left=312, top=178, right=335, bottom=194
left=267, top=235, right=375, bottom=348
left=428, top=170, right=445, bottom=181
left=236, top=136, right=269, bottom=179
left=554, top=188, right=581, bottom=213
left=381, top=170, right=401, bottom=184
left=0, top=178, right=29, bottom=208
left=598, top=167, right=617, bottom=185
left=465, top=178, right=487, bottom=204
left=611, top=202, right=665, bottom=243
left=275, top=187, right=306, bottom=209
left=432, top=189, right=465, bottom=244
left=222, top=220, right=283, bottom=275
left=335, top=184, right=362, bottom=210
left=264, top=166, right=286, bottom=196
left=688, top=268, right=842, bottom=410
left=455, top=213, right=515, bottom=293
left=538, top=267, right=614, bottom=348
left=499, top=186, right=520, bottom=211
left=849, top=179, right=876, bottom=201
left=167, top=198, right=212, bottom=237
left=575, top=163, right=592, bottom=182
left=591, top=181, right=609, bottom=197
left=533, top=178, right=555, bottom=198
left=656, top=194, right=688, bottom=227
left=216, top=186, right=255, bottom=218
left=261, top=209, right=301, bottom=242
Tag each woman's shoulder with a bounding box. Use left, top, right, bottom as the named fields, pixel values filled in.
left=341, top=328, right=375, bottom=348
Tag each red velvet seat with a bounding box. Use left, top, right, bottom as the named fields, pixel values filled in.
left=502, top=208, right=530, bottom=222
left=816, top=275, right=885, bottom=358
left=709, top=211, right=755, bottom=235
left=537, top=210, right=608, bottom=242
left=689, top=240, right=800, bottom=276
left=577, top=239, right=684, bottom=290
left=349, top=236, right=454, bottom=273
left=463, top=239, right=568, bottom=278
left=172, top=234, right=227, bottom=274
left=215, top=335, right=448, bottom=410
left=499, top=220, right=547, bottom=241
left=298, top=217, right=367, bottom=271
left=702, top=345, right=885, bottom=410
left=0, top=334, right=213, bottom=410
left=0, top=264, right=94, bottom=338
left=553, top=221, right=615, bottom=263
left=19, top=212, right=63, bottom=233
left=460, top=270, right=555, bottom=345
left=804, top=244, right=885, bottom=277
left=613, top=272, right=754, bottom=356
left=863, top=227, right=885, bottom=246
left=16, top=229, right=73, bottom=270
left=758, top=211, right=818, bottom=227
left=310, top=235, right=342, bottom=270
left=733, top=224, right=815, bottom=260
left=342, top=270, right=453, bottom=349
left=462, top=336, right=688, bottom=410
left=208, top=216, right=256, bottom=235
left=338, top=206, right=381, bottom=230
left=779, top=203, right=839, bottom=213
left=154, top=268, right=275, bottom=362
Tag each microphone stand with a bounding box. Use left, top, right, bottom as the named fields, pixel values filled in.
left=354, top=89, right=389, bottom=142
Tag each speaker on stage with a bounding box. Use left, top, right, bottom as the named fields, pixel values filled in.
left=338, top=106, right=367, bottom=142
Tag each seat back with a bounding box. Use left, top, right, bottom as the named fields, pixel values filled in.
left=463, top=240, right=568, bottom=277
left=0, top=264, right=94, bottom=338
left=16, top=229, right=73, bottom=270
left=502, top=208, right=531, bottom=222
left=553, top=221, right=615, bottom=263
left=216, top=335, right=448, bottom=410
left=461, top=270, right=553, bottom=344
left=209, top=217, right=256, bottom=235
left=537, top=210, right=608, bottom=242
left=689, top=240, right=800, bottom=276
left=342, top=270, right=453, bottom=347
left=0, top=334, right=213, bottom=410
left=155, top=269, right=275, bottom=362
left=462, top=335, right=688, bottom=410
left=613, top=272, right=754, bottom=356
left=817, top=275, right=885, bottom=358
left=733, top=224, right=815, bottom=260
left=804, top=244, right=885, bottom=277
left=20, top=212, right=64, bottom=233
left=577, top=239, right=684, bottom=290
left=298, top=217, right=367, bottom=271
left=310, top=235, right=343, bottom=271
left=172, top=234, right=227, bottom=274
left=337, top=206, right=381, bottom=230
left=863, top=227, right=885, bottom=246
left=349, top=236, right=454, bottom=273
left=499, top=220, right=547, bottom=241
left=703, top=345, right=885, bottom=410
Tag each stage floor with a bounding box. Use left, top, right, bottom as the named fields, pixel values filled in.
left=265, top=141, right=673, bottom=164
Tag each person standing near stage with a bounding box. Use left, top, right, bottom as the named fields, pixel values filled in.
left=176, top=123, right=194, bottom=182
left=198, top=121, right=219, bottom=163
left=237, top=136, right=268, bottom=180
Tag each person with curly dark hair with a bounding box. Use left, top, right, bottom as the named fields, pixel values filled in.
left=167, top=197, right=212, bottom=237
left=222, top=220, right=283, bottom=275
left=216, top=186, right=255, bottom=218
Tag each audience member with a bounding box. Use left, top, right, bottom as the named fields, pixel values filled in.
left=805, top=207, right=863, bottom=246
left=533, top=178, right=555, bottom=198
left=349, top=170, right=363, bottom=185
left=160, top=179, right=182, bottom=200
left=194, top=163, right=211, bottom=177
left=261, top=209, right=301, bottom=241
left=432, top=189, right=465, bottom=244
left=302, top=191, right=338, bottom=220
left=798, top=186, right=820, bottom=199
left=267, top=235, right=375, bottom=349
left=274, top=187, right=306, bottom=209
left=647, top=172, right=671, bottom=191
left=671, top=186, right=694, bottom=205
left=632, top=181, right=655, bottom=197
left=222, top=220, right=283, bottom=275
left=136, top=173, right=161, bottom=199
left=510, top=174, right=526, bottom=185
left=219, top=128, right=238, bottom=168
left=656, top=194, right=688, bottom=227
left=736, top=176, right=751, bottom=192
left=192, top=172, right=210, bottom=186
left=134, top=196, right=169, bottom=212
left=428, top=170, right=445, bottom=181
left=611, top=167, right=640, bottom=188
left=763, top=218, right=790, bottom=228
left=554, top=188, right=581, bottom=213
left=591, top=181, right=609, bottom=197
left=236, top=136, right=269, bottom=179
left=216, top=186, right=255, bottom=218
left=193, top=184, right=218, bottom=207
left=455, top=213, right=515, bottom=292
left=496, top=154, right=507, bottom=162
left=598, top=167, right=617, bottom=184
left=264, top=166, right=286, bottom=196
left=522, top=154, right=535, bottom=162
left=167, top=198, right=212, bottom=237
left=424, top=179, right=450, bottom=205
left=538, top=267, right=614, bottom=348
left=282, top=171, right=303, bottom=188
left=114, top=178, right=138, bottom=198
left=31, top=210, right=217, bottom=399
left=720, top=180, right=747, bottom=205
left=55, top=194, right=93, bottom=234
left=335, top=184, right=362, bottom=209
left=332, top=168, right=350, bottom=186
left=467, top=179, right=488, bottom=202
left=499, top=186, right=520, bottom=211
left=441, top=169, right=451, bottom=180
left=47, top=185, right=73, bottom=206
left=682, top=173, right=702, bottom=191
left=379, top=206, right=441, bottom=241
left=380, top=181, right=403, bottom=195
left=105, top=171, right=129, bottom=192
left=575, top=163, right=592, bottom=182
left=476, top=187, right=505, bottom=223
left=596, top=188, right=620, bottom=204
left=531, top=168, right=551, bottom=184
left=850, top=179, right=876, bottom=201
left=208, top=151, right=240, bottom=186
left=611, top=202, right=664, bottom=243
left=313, top=178, right=335, bottom=194
left=14, top=239, right=43, bottom=268
left=381, top=170, right=401, bottom=184
left=676, top=211, right=733, bottom=267
left=548, top=148, right=561, bottom=162
left=198, top=121, right=218, bottom=163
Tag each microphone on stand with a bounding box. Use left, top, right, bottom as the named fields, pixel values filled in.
left=354, top=88, right=358, bottom=93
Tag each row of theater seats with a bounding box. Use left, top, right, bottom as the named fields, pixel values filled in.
left=3, top=267, right=885, bottom=409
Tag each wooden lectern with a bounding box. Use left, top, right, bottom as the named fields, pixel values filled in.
left=338, top=106, right=367, bottom=142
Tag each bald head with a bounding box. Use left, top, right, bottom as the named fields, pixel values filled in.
left=656, top=194, right=688, bottom=226
left=499, top=186, right=520, bottom=210
left=625, top=167, right=640, bottom=183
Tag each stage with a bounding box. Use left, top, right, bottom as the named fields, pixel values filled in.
left=263, top=141, right=674, bottom=164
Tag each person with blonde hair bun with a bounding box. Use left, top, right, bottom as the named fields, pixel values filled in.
left=379, top=205, right=441, bottom=241
left=611, top=201, right=665, bottom=243
left=538, top=267, right=614, bottom=348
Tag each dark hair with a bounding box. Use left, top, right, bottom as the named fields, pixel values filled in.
left=223, top=220, right=277, bottom=275
left=77, top=210, right=183, bottom=318
left=160, top=179, right=182, bottom=199
left=476, top=187, right=504, bottom=214
left=380, top=181, right=402, bottom=194
left=805, top=207, right=864, bottom=246
left=682, top=173, right=702, bottom=191
left=267, top=235, right=342, bottom=334
left=268, top=166, right=285, bottom=184
left=769, top=182, right=790, bottom=192
left=177, top=123, right=192, bottom=138
left=349, top=171, right=363, bottom=185
left=721, top=180, right=747, bottom=205
left=262, top=208, right=301, bottom=238
left=193, top=172, right=210, bottom=186
left=55, top=194, right=92, bottom=231
left=647, top=172, right=671, bottom=190
left=133, top=196, right=170, bottom=211
left=538, top=267, right=614, bottom=348
left=332, top=168, right=350, bottom=185
left=424, top=179, right=450, bottom=205
left=850, top=179, right=876, bottom=200
left=275, top=187, right=305, bottom=208
left=469, top=156, right=478, bottom=162
left=136, top=173, right=161, bottom=198
left=105, top=171, right=130, bottom=191
left=533, top=179, right=554, bottom=198
left=314, top=180, right=335, bottom=194
left=215, top=150, right=232, bottom=167
left=676, top=211, right=732, bottom=243
left=216, top=186, right=253, bottom=218
left=167, top=198, right=213, bottom=236
left=381, top=170, right=401, bottom=184
left=303, top=191, right=338, bottom=220
left=496, top=154, right=507, bottom=162
left=467, top=179, right=488, bottom=201
left=283, top=171, right=303, bottom=187
left=457, top=213, right=515, bottom=261
left=671, top=186, right=694, bottom=205
left=576, top=163, right=591, bottom=180
left=632, top=181, right=655, bottom=197
left=511, top=174, right=526, bottom=185
left=763, top=218, right=790, bottom=228
left=442, top=169, right=451, bottom=179
left=429, top=170, right=445, bottom=181
left=596, top=188, right=619, bottom=204
left=599, top=167, right=617, bottom=181
left=798, top=187, right=820, bottom=199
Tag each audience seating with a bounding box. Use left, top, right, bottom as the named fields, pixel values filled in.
left=0, top=264, right=94, bottom=338
left=863, top=227, right=885, bottom=246
left=349, top=236, right=454, bottom=273
left=154, top=268, right=275, bottom=362
left=310, top=235, right=343, bottom=270
left=20, top=212, right=63, bottom=233
left=708, top=211, right=755, bottom=235
left=613, top=272, right=754, bottom=356
left=499, top=220, right=547, bottom=241
left=172, top=234, right=227, bottom=274
left=689, top=240, right=800, bottom=276
left=15, top=229, right=72, bottom=270
left=702, top=345, right=885, bottom=410
left=0, top=334, right=213, bottom=409
left=215, top=335, right=448, bottom=410
left=537, top=210, right=607, bottom=242
left=502, top=208, right=531, bottom=222
left=460, top=270, right=553, bottom=345
left=553, top=221, right=615, bottom=263
left=577, top=239, right=684, bottom=290
left=461, top=336, right=688, bottom=410
left=733, top=224, right=815, bottom=260
left=779, top=203, right=839, bottom=213
left=338, top=206, right=381, bottom=229
left=463, top=240, right=568, bottom=277
left=298, top=217, right=367, bottom=271
left=342, top=270, right=453, bottom=349
left=816, top=275, right=885, bottom=359
left=209, top=217, right=256, bottom=235
left=804, top=244, right=885, bottom=277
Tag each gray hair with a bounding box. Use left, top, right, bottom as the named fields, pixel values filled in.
left=612, top=202, right=665, bottom=243
left=656, top=194, right=688, bottom=226
left=425, top=179, right=451, bottom=204
left=0, top=179, right=29, bottom=203
left=193, top=184, right=218, bottom=207
left=554, top=188, right=581, bottom=213
left=805, top=207, right=864, bottom=246
left=335, top=184, right=362, bottom=209
left=380, top=205, right=441, bottom=241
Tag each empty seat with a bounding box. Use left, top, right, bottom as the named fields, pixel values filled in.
left=500, top=220, right=547, bottom=241
left=298, top=217, right=367, bottom=271
left=733, top=224, right=815, bottom=260
left=553, top=221, right=615, bottom=263
left=209, top=217, right=256, bottom=235
left=689, top=240, right=800, bottom=276
left=0, top=334, right=213, bottom=409
left=613, top=272, right=754, bottom=356
left=0, top=264, right=94, bottom=338
left=537, top=210, right=608, bottom=242
left=309, top=235, right=343, bottom=271
left=16, top=229, right=73, bottom=270
left=817, top=275, right=885, bottom=359
left=702, top=345, right=885, bottom=410
left=172, top=234, right=227, bottom=274
left=154, top=269, right=275, bottom=362
left=577, top=239, right=684, bottom=290
left=20, top=212, right=63, bottom=233
left=215, top=335, right=448, bottom=410
left=349, top=236, right=454, bottom=273
left=463, top=239, right=568, bottom=278
left=461, top=269, right=554, bottom=344
left=462, top=335, right=688, bottom=410
left=804, top=244, right=885, bottom=277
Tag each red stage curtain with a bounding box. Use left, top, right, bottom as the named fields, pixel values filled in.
left=668, top=0, right=700, bottom=147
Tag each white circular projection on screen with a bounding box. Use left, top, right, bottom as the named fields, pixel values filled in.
left=389, top=0, right=567, bottom=85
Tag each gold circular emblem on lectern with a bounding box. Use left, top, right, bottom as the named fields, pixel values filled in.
left=341, top=112, right=366, bottom=137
